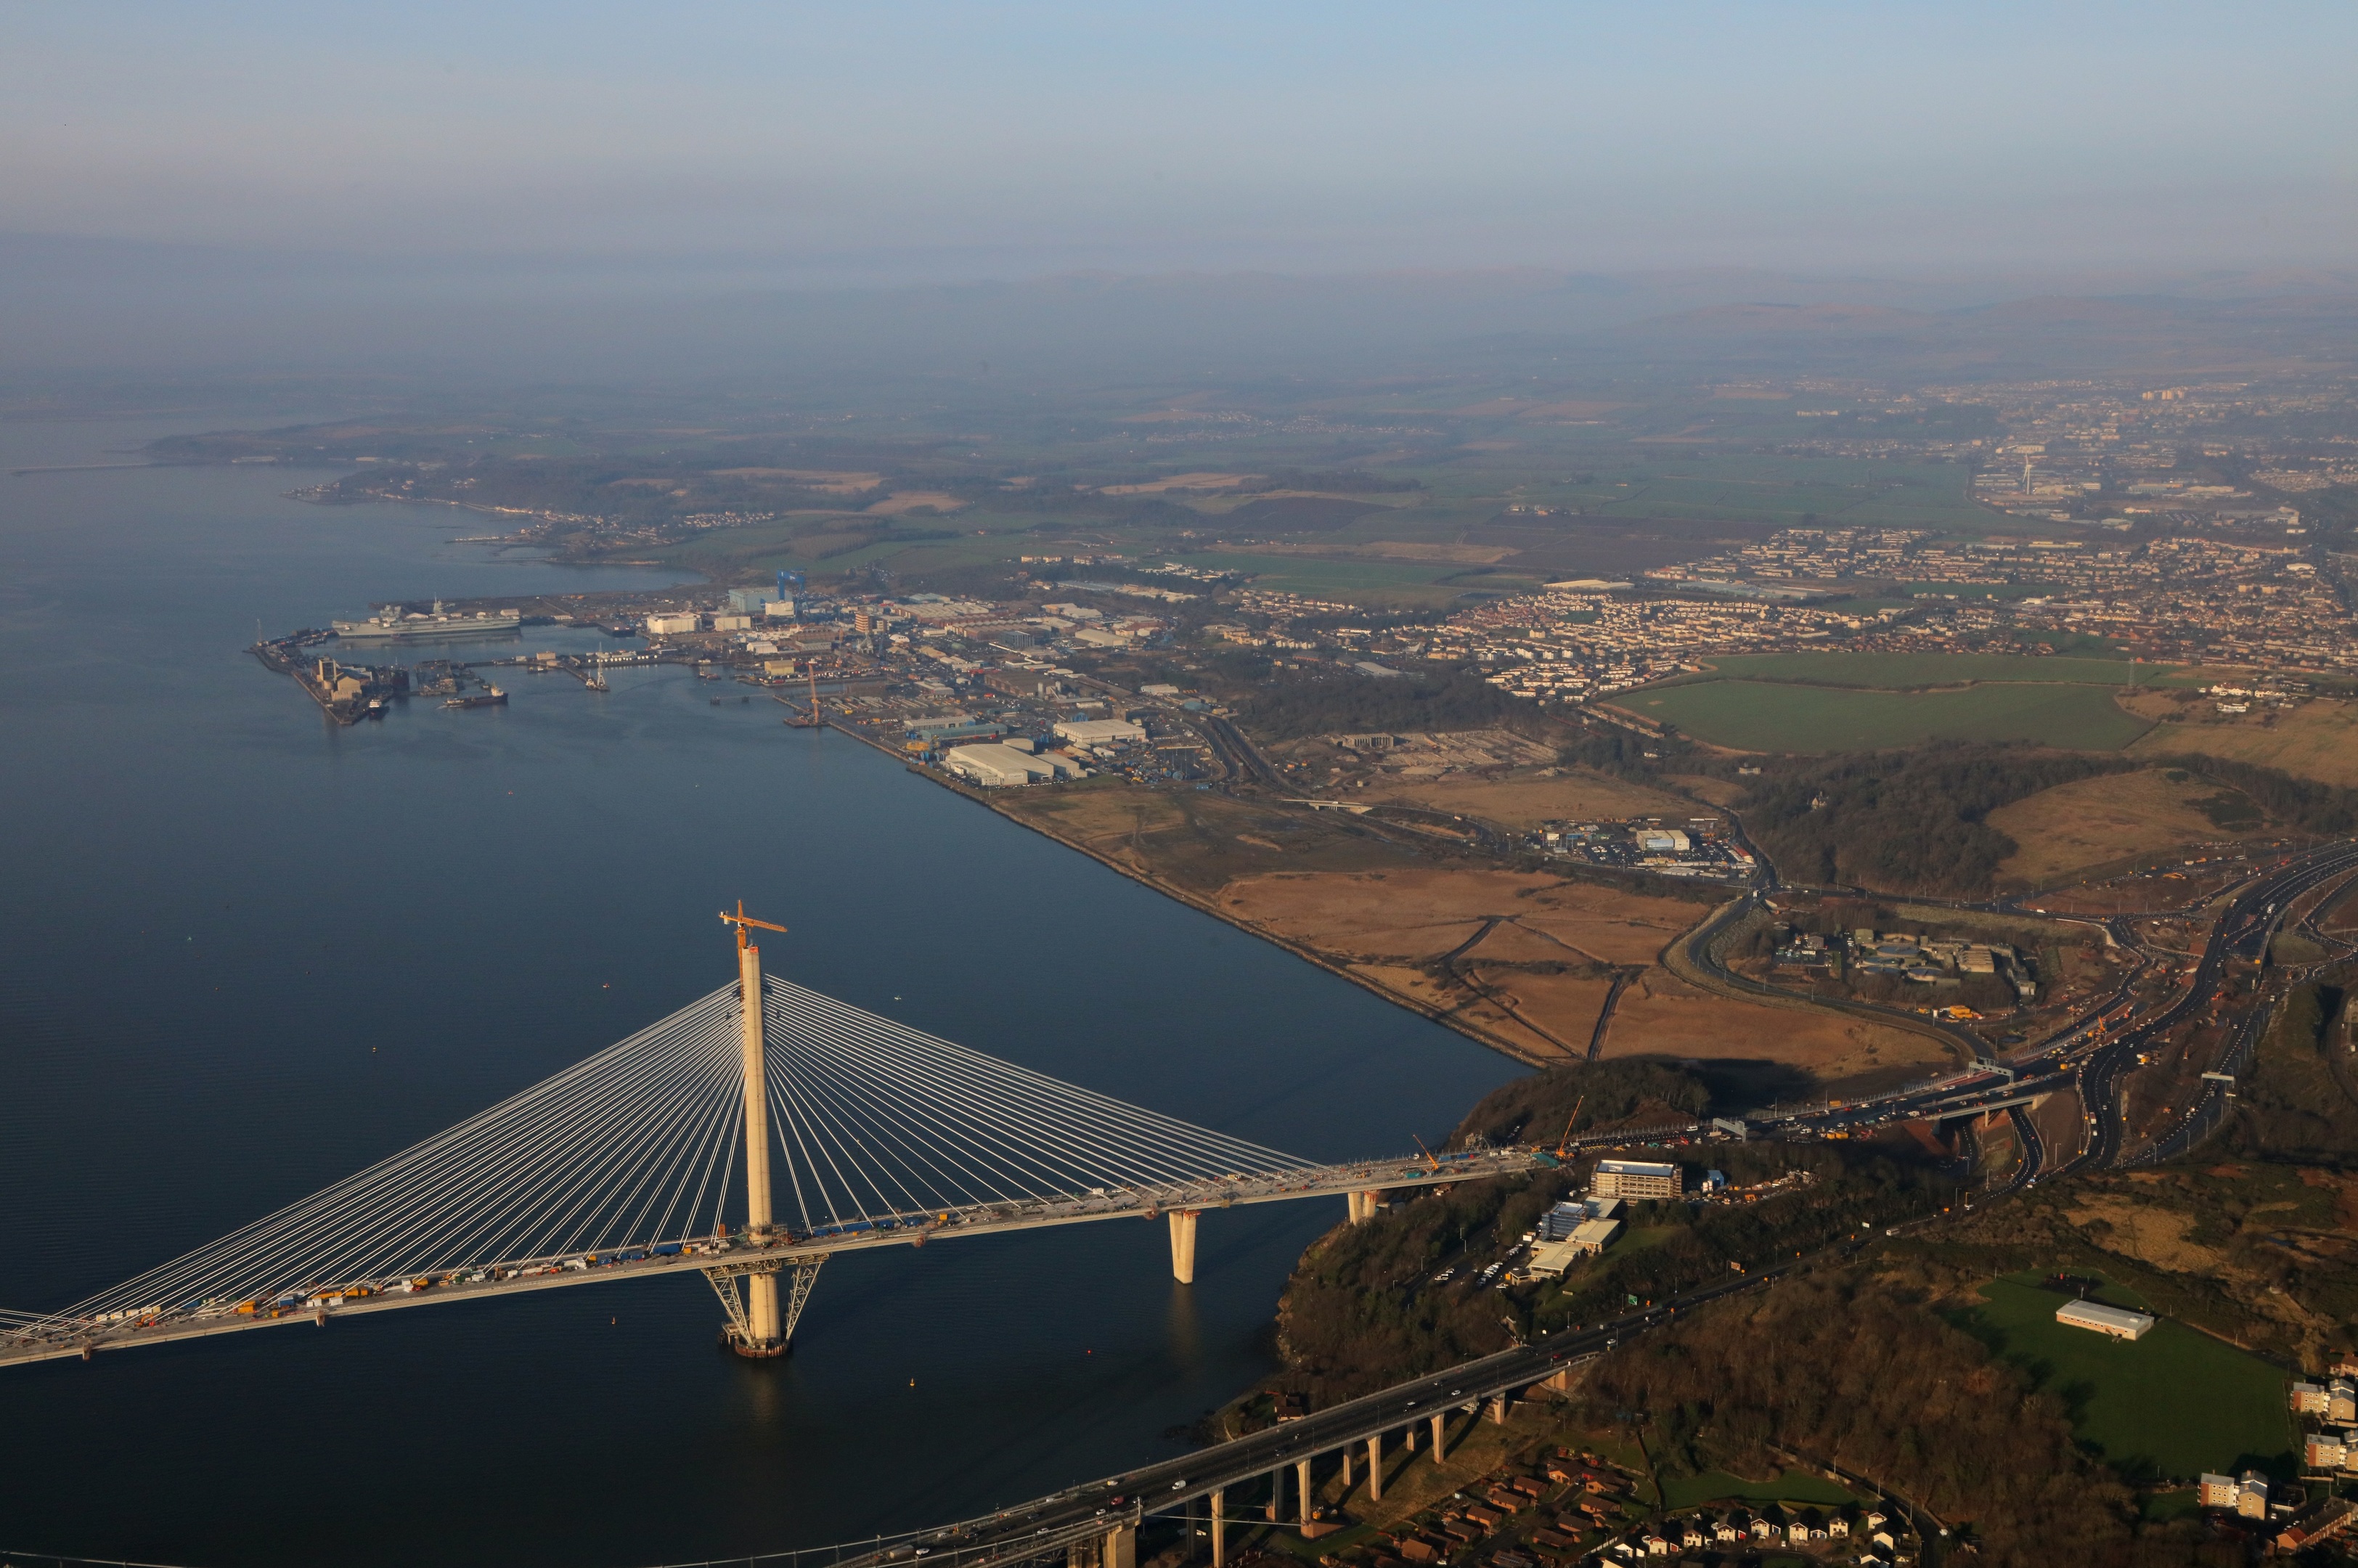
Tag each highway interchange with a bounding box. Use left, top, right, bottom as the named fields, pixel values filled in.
left=811, top=839, right=2358, bottom=1568
left=1697, top=836, right=2358, bottom=1191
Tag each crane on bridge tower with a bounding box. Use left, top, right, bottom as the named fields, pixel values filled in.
left=717, top=902, right=799, bottom=1358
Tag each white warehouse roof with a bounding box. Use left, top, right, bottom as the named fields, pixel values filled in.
left=2055, top=1299, right=2155, bottom=1339
left=1595, top=1159, right=1679, bottom=1180
left=1053, top=719, right=1146, bottom=746
left=944, top=744, right=1074, bottom=787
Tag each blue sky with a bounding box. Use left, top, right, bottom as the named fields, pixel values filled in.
left=5, top=1, right=2354, bottom=275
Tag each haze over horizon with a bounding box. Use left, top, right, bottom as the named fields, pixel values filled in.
left=6, top=1, right=2356, bottom=383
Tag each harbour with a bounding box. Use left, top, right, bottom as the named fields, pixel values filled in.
left=0, top=418, right=1517, bottom=1568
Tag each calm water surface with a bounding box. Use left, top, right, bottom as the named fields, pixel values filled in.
left=0, top=417, right=1521, bottom=1567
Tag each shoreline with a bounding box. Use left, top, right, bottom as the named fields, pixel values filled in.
left=820, top=716, right=1598, bottom=1072
left=822, top=720, right=1983, bottom=1087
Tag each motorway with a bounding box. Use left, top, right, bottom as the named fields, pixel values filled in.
left=828, top=1261, right=1807, bottom=1568
left=1735, top=838, right=2358, bottom=1185
left=813, top=844, right=2358, bottom=1568
left=786, top=842, right=2358, bottom=1568
left=2071, top=837, right=2358, bottom=1172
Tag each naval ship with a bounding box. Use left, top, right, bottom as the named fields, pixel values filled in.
left=332, top=601, right=523, bottom=642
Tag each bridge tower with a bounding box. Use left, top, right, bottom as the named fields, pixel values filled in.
left=709, top=903, right=823, bottom=1358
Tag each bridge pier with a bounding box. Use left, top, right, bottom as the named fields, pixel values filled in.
left=1341, top=1444, right=1354, bottom=1487
left=1209, top=1488, right=1224, bottom=1567
left=1103, top=1524, right=1135, bottom=1568
left=1168, top=1209, right=1199, bottom=1284
left=1366, top=1433, right=1382, bottom=1501
left=1487, top=1393, right=1509, bottom=1424
left=727, top=912, right=788, bottom=1357
left=1265, top=1462, right=1284, bottom=1522
left=1297, top=1458, right=1312, bottom=1527
left=1429, top=1410, right=1447, bottom=1461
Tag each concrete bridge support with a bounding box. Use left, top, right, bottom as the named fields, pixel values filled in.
left=738, top=931, right=782, bottom=1354
left=1366, top=1433, right=1383, bottom=1502
left=1487, top=1393, right=1509, bottom=1424
left=1429, top=1410, right=1448, bottom=1462
left=1210, top=1489, right=1224, bottom=1568
left=1297, top=1458, right=1312, bottom=1527
left=1103, top=1524, right=1135, bottom=1568
left=1266, top=1462, right=1283, bottom=1522
left=1168, top=1210, right=1199, bottom=1284
left=1341, top=1445, right=1355, bottom=1488
left=1345, top=1191, right=1383, bottom=1223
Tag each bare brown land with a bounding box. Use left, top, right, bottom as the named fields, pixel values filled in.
left=2026, top=1084, right=2089, bottom=1167
left=1986, top=767, right=2266, bottom=886
left=1352, top=769, right=1702, bottom=832
left=2124, top=693, right=2358, bottom=787
left=988, top=778, right=1951, bottom=1090
left=863, top=491, right=968, bottom=515
left=2031, top=870, right=2242, bottom=915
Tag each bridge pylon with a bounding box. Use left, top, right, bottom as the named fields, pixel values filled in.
left=717, top=902, right=794, bottom=1357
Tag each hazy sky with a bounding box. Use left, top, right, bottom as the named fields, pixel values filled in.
left=8, top=1, right=2356, bottom=279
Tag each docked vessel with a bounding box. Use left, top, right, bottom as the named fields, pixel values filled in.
left=443, top=685, right=507, bottom=710
left=334, top=601, right=522, bottom=642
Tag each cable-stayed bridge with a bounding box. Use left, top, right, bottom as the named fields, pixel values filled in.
left=2, top=912, right=1548, bottom=1371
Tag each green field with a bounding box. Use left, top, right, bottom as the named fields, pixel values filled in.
left=1630, top=679, right=2154, bottom=752
left=1681, top=653, right=2162, bottom=689
left=1952, top=1277, right=2291, bottom=1478
left=1655, top=1469, right=1864, bottom=1511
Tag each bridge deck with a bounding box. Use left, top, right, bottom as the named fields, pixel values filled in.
left=2, top=1149, right=1551, bottom=1368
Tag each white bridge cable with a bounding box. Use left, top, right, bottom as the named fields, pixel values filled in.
left=790, top=1016, right=1284, bottom=1192
left=19, top=974, right=1316, bottom=1342
left=187, top=997, right=737, bottom=1294
left=45, top=985, right=748, bottom=1323
left=759, top=977, right=1302, bottom=1230
left=764, top=979, right=1300, bottom=1191
left=274, top=1003, right=737, bottom=1284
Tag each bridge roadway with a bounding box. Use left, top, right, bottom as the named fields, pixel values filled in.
left=816, top=1262, right=1800, bottom=1568
left=0, top=1148, right=1559, bottom=1370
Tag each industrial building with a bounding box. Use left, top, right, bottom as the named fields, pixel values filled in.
left=1527, top=1219, right=1620, bottom=1276
left=2054, top=1299, right=2155, bottom=1340
left=1053, top=718, right=1146, bottom=748
left=942, top=744, right=1081, bottom=788
left=1591, top=1159, right=1681, bottom=1201
left=1537, top=1197, right=1621, bottom=1241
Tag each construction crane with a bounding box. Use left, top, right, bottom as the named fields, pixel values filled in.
left=1553, top=1095, right=1586, bottom=1159
left=783, top=663, right=824, bottom=727
left=719, top=901, right=788, bottom=952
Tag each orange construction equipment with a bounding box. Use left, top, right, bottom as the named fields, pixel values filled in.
left=719, top=900, right=787, bottom=952
left=1553, top=1095, right=1586, bottom=1159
